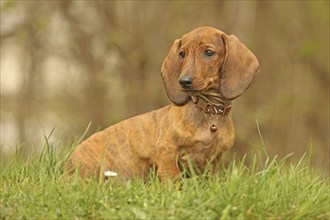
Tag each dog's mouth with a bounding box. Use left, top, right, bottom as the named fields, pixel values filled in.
left=181, top=88, right=204, bottom=95
left=181, top=81, right=214, bottom=95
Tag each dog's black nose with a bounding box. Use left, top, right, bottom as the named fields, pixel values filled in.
left=179, top=76, right=193, bottom=89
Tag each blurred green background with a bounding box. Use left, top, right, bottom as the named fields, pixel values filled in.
left=1, top=1, right=329, bottom=172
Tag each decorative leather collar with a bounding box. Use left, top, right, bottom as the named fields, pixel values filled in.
left=191, top=95, right=232, bottom=116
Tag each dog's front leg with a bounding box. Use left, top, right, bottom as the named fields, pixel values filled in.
left=211, top=152, right=223, bottom=175
left=157, top=145, right=181, bottom=183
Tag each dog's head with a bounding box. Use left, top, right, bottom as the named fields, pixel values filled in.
left=161, top=26, right=260, bottom=106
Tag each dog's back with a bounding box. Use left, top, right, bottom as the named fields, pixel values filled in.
left=66, top=105, right=171, bottom=179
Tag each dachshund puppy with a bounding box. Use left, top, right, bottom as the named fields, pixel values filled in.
left=66, top=26, right=259, bottom=182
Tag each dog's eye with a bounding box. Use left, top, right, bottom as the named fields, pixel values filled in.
left=205, top=50, right=215, bottom=57
left=179, top=51, right=185, bottom=59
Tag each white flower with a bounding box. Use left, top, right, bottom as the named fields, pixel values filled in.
left=104, top=170, right=118, bottom=177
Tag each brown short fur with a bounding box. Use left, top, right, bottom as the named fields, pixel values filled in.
left=65, top=27, right=259, bottom=182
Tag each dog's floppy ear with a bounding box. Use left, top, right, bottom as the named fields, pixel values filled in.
left=161, top=39, right=190, bottom=106
left=219, top=34, right=260, bottom=100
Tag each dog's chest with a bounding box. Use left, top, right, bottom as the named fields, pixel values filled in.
left=176, top=110, right=234, bottom=166
left=176, top=128, right=228, bottom=170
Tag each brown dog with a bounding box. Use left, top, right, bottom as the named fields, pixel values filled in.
left=65, top=26, right=259, bottom=182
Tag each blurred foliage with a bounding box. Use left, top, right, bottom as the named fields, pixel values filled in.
left=0, top=1, right=329, bottom=172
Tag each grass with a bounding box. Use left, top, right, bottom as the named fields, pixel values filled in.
left=0, top=140, right=329, bottom=219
